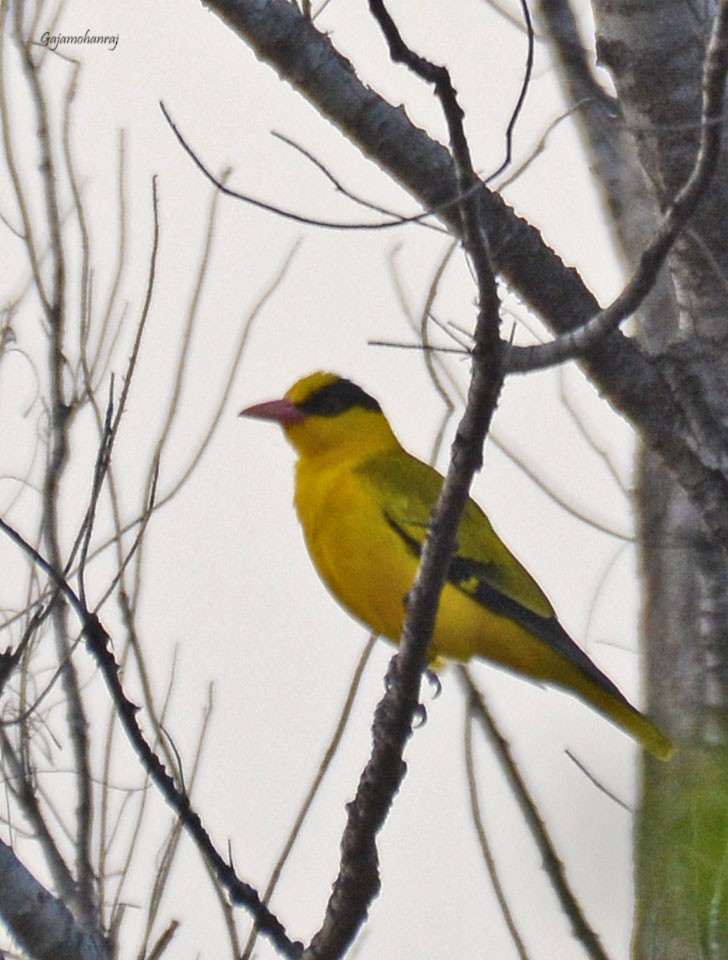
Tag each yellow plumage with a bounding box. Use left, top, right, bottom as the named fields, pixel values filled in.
left=241, top=371, right=673, bottom=761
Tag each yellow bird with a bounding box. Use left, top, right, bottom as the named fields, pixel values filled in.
left=241, top=371, right=673, bottom=761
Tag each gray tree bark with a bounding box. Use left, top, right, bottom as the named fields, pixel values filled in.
left=590, top=1, right=728, bottom=956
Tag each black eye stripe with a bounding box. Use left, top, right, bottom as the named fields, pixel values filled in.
left=297, top=378, right=381, bottom=417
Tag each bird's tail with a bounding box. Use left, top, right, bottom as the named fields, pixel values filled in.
left=611, top=697, right=673, bottom=760
left=577, top=675, right=674, bottom=761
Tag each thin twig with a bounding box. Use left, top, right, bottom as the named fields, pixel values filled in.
left=161, top=100, right=486, bottom=235
left=150, top=169, right=231, bottom=471
left=486, top=0, right=535, bottom=183
left=78, top=388, right=114, bottom=607
left=458, top=667, right=610, bottom=960
left=86, top=131, right=129, bottom=390
left=141, top=686, right=216, bottom=957
left=242, top=636, right=377, bottom=960
left=463, top=708, right=531, bottom=960
left=0, top=0, right=51, bottom=317
left=14, top=0, right=99, bottom=925
left=505, top=0, right=728, bottom=372
left=565, top=751, right=631, bottom=813
left=161, top=101, right=431, bottom=232
left=272, top=131, right=448, bottom=234
left=0, top=516, right=303, bottom=959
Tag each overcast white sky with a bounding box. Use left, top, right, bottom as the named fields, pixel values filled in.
left=1, top=2, right=647, bottom=957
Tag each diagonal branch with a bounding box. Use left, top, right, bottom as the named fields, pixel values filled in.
left=0, top=839, right=108, bottom=960
left=0, top=516, right=303, bottom=960
left=200, top=0, right=728, bottom=548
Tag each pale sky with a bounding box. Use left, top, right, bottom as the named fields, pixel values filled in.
left=1, top=2, right=644, bottom=957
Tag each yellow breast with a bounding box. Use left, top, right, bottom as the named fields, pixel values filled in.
left=294, top=453, right=415, bottom=641
left=293, top=451, right=552, bottom=671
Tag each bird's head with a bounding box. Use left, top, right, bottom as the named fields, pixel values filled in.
left=240, top=371, right=397, bottom=459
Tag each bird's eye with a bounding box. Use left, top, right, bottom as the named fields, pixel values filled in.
left=298, top=379, right=381, bottom=417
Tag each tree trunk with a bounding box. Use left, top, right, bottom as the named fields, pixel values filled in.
left=592, top=1, right=728, bottom=955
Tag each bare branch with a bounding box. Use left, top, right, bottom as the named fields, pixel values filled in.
left=242, top=636, right=377, bottom=960
left=160, top=101, right=439, bottom=232
left=12, top=0, right=98, bottom=926
left=0, top=517, right=303, bottom=959
left=463, top=707, right=531, bottom=960
left=487, top=0, right=535, bottom=183
left=0, top=838, right=108, bottom=960
left=271, top=131, right=448, bottom=233
left=458, top=667, right=610, bottom=960
left=304, top=4, right=504, bottom=955
left=505, top=0, right=728, bottom=372
left=201, top=0, right=728, bottom=546
left=536, top=0, right=616, bottom=114
left=0, top=1, right=51, bottom=316
left=151, top=171, right=230, bottom=466
left=77, top=389, right=114, bottom=608
left=0, top=726, right=80, bottom=911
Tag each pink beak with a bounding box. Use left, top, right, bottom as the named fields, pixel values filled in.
left=239, top=397, right=305, bottom=425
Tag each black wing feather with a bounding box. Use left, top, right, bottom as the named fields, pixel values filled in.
left=386, top=512, right=630, bottom=706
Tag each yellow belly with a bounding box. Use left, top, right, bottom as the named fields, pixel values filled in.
left=295, top=455, right=567, bottom=678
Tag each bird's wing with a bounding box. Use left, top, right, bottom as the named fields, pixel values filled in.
left=356, top=449, right=628, bottom=702
left=356, top=449, right=553, bottom=617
